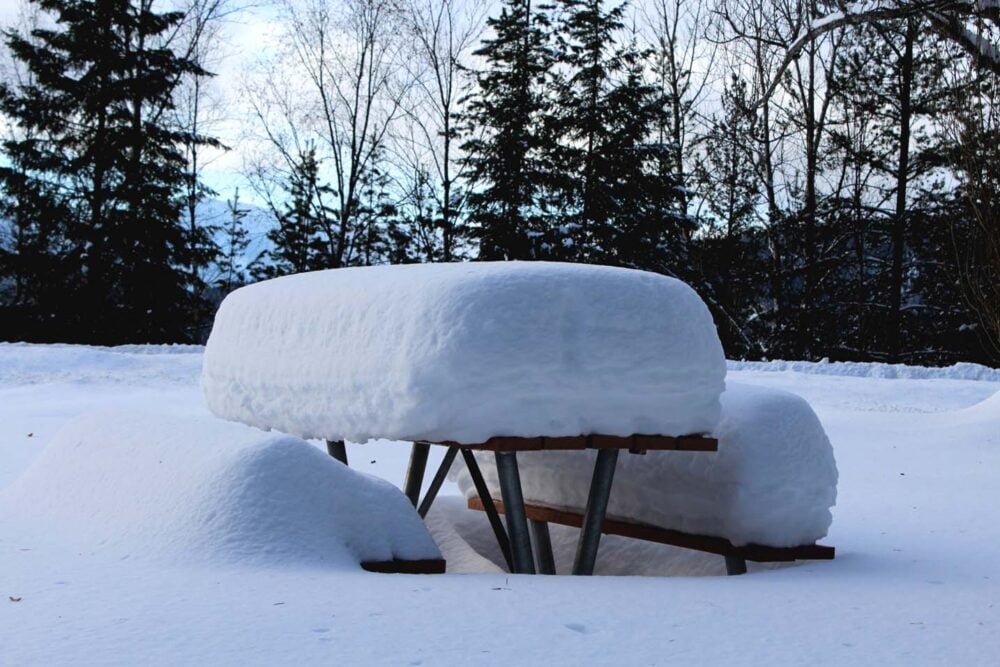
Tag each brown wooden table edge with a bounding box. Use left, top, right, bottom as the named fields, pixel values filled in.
left=414, top=434, right=719, bottom=453
left=467, top=498, right=835, bottom=563
left=360, top=558, right=447, bottom=574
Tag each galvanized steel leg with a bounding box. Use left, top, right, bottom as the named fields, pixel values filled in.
left=461, top=449, right=513, bottom=571
left=404, top=442, right=430, bottom=507
left=572, top=448, right=619, bottom=575
left=418, top=446, right=458, bottom=518
left=725, top=555, right=748, bottom=576
left=495, top=451, right=535, bottom=574
left=326, top=439, right=348, bottom=465
left=530, top=519, right=556, bottom=575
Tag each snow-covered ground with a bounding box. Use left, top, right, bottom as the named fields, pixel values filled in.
left=2, top=343, right=998, bottom=665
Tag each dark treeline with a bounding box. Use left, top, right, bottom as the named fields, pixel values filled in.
left=0, top=0, right=998, bottom=364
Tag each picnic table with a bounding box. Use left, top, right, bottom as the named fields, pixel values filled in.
left=202, top=262, right=763, bottom=575
left=344, top=433, right=718, bottom=575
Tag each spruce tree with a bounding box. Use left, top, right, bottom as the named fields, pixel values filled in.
left=692, top=74, right=765, bottom=357
left=257, top=146, right=334, bottom=277
left=218, top=189, right=251, bottom=295
left=827, top=20, right=960, bottom=361
left=0, top=0, right=220, bottom=343
left=354, top=142, right=397, bottom=266
left=547, top=0, right=689, bottom=271
left=461, top=0, right=555, bottom=260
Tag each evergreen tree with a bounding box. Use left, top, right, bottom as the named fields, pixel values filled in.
left=0, top=0, right=220, bottom=343
left=692, top=74, right=765, bottom=357
left=546, top=0, right=689, bottom=271
left=393, top=166, right=446, bottom=263
left=218, top=189, right=251, bottom=295
left=826, top=20, right=961, bottom=361
left=354, top=142, right=398, bottom=266
left=256, top=146, right=334, bottom=277
left=461, top=0, right=555, bottom=260
left=0, top=128, right=72, bottom=341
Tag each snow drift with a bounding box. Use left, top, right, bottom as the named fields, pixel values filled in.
left=0, top=411, right=441, bottom=568
left=728, top=358, right=1000, bottom=382
left=201, top=261, right=727, bottom=444
left=454, top=382, right=838, bottom=548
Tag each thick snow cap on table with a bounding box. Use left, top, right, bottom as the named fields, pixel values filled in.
left=453, top=382, right=838, bottom=548
left=0, top=411, right=441, bottom=568
left=202, top=262, right=727, bottom=444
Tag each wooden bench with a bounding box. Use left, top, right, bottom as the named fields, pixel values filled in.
left=329, top=433, right=720, bottom=576
left=467, top=497, right=835, bottom=575
left=360, top=558, right=447, bottom=574
left=204, top=263, right=734, bottom=576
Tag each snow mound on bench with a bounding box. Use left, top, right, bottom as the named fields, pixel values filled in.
left=0, top=411, right=441, bottom=569
left=202, top=262, right=726, bottom=443
left=454, top=382, right=838, bottom=548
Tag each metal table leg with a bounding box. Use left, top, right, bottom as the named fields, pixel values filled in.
left=326, top=439, right=348, bottom=465
left=530, top=519, right=556, bottom=575
left=404, top=442, right=430, bottom=507
left=461, top=449, right=513, bottom=571
left=725, top=555, right=748, bottom=575
left=572, top=448, right=619, bottom=575
left=495, top=451, right=535, bottom=574
left=417, top=446, right=458, bottom=518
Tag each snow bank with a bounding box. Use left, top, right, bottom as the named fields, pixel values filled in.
left=728, top=358, right=1000, bottom=382
left=454, top=382, right=838, bottom=548
left=951, top=390, right=1000, bottom=423
left=0, top=411, right=441, bottom=568
left=0, top=342, right=203, bottom=385
left=202, top=262, right=726, bottom=443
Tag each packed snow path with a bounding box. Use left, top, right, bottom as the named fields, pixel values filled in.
left=1, top=343, right=998, bottom=664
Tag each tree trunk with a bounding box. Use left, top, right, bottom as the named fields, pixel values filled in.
left=888, top=19, right=915, bottom=361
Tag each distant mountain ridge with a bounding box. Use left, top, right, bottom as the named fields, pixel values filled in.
left=192, top=197, right=275, bottom=277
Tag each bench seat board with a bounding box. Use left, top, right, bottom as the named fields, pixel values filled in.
left=468, top=498, right=834, bottom=563
left=453, top=383, right=838, bottom=554
left=360, top=558, right=447, bottom=574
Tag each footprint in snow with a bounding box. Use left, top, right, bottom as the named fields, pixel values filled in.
left=564, top=623, right=589, bottom=634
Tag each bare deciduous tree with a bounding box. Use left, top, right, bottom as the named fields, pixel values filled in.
left=745, top=0, right=1000, bottom=103
left=169, top=0, right=239, bottom=285
left=396, top=0, right=485, bottom=261
left=943, top=66, right=1000, bottom=360
left=641, top=0, right=716, bottom=218
left=245, top=0, right=410, bottom=267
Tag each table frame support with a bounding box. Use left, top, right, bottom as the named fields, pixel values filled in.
left=403, top=442, right=431, bottom=507
left=325, top=439, right=348, bottom=465
left=530, top=519, right=556, bottom=574
left=495, top=451, right=536, bottom=574
left=572, top=448, right=619, bottom=575
left=417, top=446, right=458, bottom=518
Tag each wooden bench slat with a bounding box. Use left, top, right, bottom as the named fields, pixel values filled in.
left=590, top=434, right=634, bottom=449
left=360, top=558, right=447, bottom=574
left=468, top=498, right=834, bottom=563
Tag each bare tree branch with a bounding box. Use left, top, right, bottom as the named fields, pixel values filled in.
left=741, top=0, right=1000, bottom=105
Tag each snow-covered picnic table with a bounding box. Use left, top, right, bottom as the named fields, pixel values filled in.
left=202, top=262, right=834, bottom=575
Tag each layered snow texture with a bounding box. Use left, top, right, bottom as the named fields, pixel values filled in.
left=0, top=411, right=441, bottom=568
left=454, top=382, right=838, bottom=548
left=202, top=262, right=727, bottom=444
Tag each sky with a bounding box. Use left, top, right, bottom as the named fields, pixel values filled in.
left=0, top=0, right=718, bottom=211
left=0, top=0, right=283, bottom=205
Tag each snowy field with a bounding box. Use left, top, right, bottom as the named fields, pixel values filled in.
left=1, top=343, right=999, bottom=665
